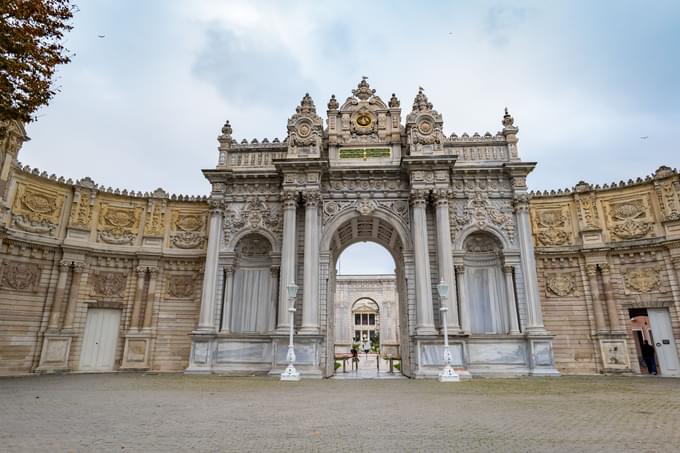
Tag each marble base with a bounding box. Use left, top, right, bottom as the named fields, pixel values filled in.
left=36, top=333, right=73, bottom=372
left=120, top=332, right=153, bottom=370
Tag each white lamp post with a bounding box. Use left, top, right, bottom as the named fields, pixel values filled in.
left=281, top=282, right=300, bottom=381
left=437, top=281, right=460, bottom=382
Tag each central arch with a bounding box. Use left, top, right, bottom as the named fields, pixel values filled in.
left=319, top=207, right=414, bottom=377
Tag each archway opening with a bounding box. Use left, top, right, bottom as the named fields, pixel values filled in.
left=323, top=214, right=410, bottom=378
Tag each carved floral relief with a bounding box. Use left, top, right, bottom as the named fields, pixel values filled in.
left=69, top=190, right=93, bottom=229
left=545, top=273, right=576, bottom=297
left=623, top=267, right=661, bottom=293
left=90, top=272, right=127, bottom=297
left=449, top=192, right=514, bottom=243
left=223, top=198, right=282, bottom=246
left=97, top=204, right=142, bottom=245
left=170, top=210, right=207, bottom=249
left=605, top=199, right=653, bottom=240
left=0, top=261, right=41, bottom=291
left=167, top=275, right=195, bottom=298
left=11, top=183, right=64, bottom=235
left=531, top=207, right=572, bottom=247
left=322, top=199, right=409, bottom=226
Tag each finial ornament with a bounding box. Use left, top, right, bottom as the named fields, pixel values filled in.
left=389, top=93, right=400, bottom=108
left=352, top=77, right=376, bottom=101
left=327, top=94, right=339, bottom=110
left=502, top=107, right=515, bottom=129
left=221, top=120, right=232, bottom=138
left=412, top=87, right=433, bottom=112
left=296, top=93, right=317, bottom=115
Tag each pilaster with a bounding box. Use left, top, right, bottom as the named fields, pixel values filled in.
left=433, top=189, right=460, bottom=332
left=276, top=190, right=298, bottom=332
left=410, top=190, right=436, bottom=335
left=301, top=190, right=320, bottom=334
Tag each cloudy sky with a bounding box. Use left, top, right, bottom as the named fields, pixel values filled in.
left=21, top=1, right=680, bottom=273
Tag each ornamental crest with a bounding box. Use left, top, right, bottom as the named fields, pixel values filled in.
left=322, top=199, right=409, bottom=226
left=170, top=211, right=207, bottom=249
left=11, top=183, right=64, bottom=235
left=223, top=198, right=282, bottom=246
left=546, top=273, right=576, bottom=297
left=167, top=275, right=195, bottom=298
left=531, top=207, right=572, bottom=247
left=91, top=272, right=127, bottom=297
left=624, top=267, right=660, bottom=293
left=0, top=261, right=41, bottom=291
left=606, top=199, right=653, bottom=240
left=450, top=192, right=514, bottom=243
left=97, top=204, right=141, bottom=245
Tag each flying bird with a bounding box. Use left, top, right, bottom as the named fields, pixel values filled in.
left=97, top=35, right=105, bottom=38
left=640, top=136, right=649, bottom=139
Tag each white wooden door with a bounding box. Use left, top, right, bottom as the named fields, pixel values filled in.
left=648, top=308, right=680, bottom=376
left=79, top=309, right=121, bottom=371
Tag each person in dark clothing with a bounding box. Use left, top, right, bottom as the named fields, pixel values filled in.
left=641, top=340, right=657, bottom=375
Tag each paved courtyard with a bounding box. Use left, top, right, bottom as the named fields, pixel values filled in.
left=1, top=374, right=679, bottom=452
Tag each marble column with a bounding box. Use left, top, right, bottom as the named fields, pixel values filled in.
left=197, top=203, right=223, bottom=332
left=599, top=263, right=622, bottom=333
left=47, top=260, right=71, bottom=330
left=220, top=265, right=234, bottom=332
left=433, top=190, right=460, bottom=331
left=130, top=266, right=147, bottom=330
left=411, top=191, right=436, bottom=335
left=585, top=264, right=607, bottom=334
left=301, top=191, right=320, bottom=334
left=62, top=261, right=85, bottom=330
left=514, top=196, right=546, bottom=332
left=277, top=191, right=298, bottom=331
left=142, top=266, right=159, bottom=329
left=503, top=264, right=521, bottom=334
left=454, top=265, right=470, bottom=332
left=269, top=265, right=280, bottom=332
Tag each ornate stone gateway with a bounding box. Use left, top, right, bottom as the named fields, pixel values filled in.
left=187, top=79, right=559, bottom=377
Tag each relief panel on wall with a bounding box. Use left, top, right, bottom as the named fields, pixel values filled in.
left=11, top=182, right=65, bottom=236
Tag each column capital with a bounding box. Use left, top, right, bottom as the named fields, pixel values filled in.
left=502, top=264, right=514, bottom=274
left=302, top=190, right=321, bottom=208
left=58, top=260, right=71, bottom=271
left=672, top=256, right=680, bottom=269
left=432, top=189, right=452, bottom=207
left=512, top=194, right=530, bottom=213
left=147, top=266, right=160, bottom=277
left=409, top=189, right=429, bottom=208
left=208, top=199, right=223, bottom=215
left=599, top=263, right=611, bottom=275
left=454, top=264, right=465, bottom=274
left=585, top=264, right=599, bottom=277
left=135, top=265, right=148, bottom=276
left=72, top=261, right=87, bottom=273
left=282, top=190, right=298, bottom=209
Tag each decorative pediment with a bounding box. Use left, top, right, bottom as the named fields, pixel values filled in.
left=327, top=78, right=401, bottom=148
left=286, top=93, right=323, bottom=158
left=405, top=87, right=445, bottom=155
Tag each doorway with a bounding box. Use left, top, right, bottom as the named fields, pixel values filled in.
left=629, top=307, right=680, bottom=376
left=79, top=308, right=121, bottom=371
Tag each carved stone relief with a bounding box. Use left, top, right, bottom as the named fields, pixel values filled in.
left=223, top=198, right=282, bottom=246
left=170, top=210, right=207, bottom=249
left=654, top=177, right=680, bottom=221
left=576, top=193, right=600, bottom=230
left=0, top=261, right=41, bottom=291
left=69, top=189, right=94, bottom=229
left=450, top=192, right=514, bottom=243
left=97, top=204, right=142, bottom=245
left=144, top=200, right=166, bottom=237
left=545, top=273, right=576, bottom=297
left=322, top=199, right=409, bottom=226
left=531, top=207, right=572, bottom=247
left=11, top=183, right=64, bottom=235
left=606, top=199, right=653, bottom=240
left=623, top=267, right=661, bottom=293
left=90, top=272, right=127, bottom=297
left=167, top=275, right=195, bottom=298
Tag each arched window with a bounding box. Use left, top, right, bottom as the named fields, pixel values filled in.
left=229, top=233, right=276, bottom=333
left=463, top=232, right=508, bottom=334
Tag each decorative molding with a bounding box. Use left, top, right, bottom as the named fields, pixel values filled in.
left=605, top=199, right=653, bottom=240
left=167, top=274, right=195, bottom=298
left=170, top=210, right=207, bottom=249
left=11, top=183, right=64, bottom=235
left=623, top=267, right=661, bottom=293
left=223, top=198, right=282, bottom=246
left=90, top=271, right=127, bottom=297
left=0, top=261, right=41, bottom=292
left=97, top=204, right=142, bottom=245
left=545, top=273, right=576, bottom=297
left=450, top=191, right=514, bottom=243
left=531, top=207, right=572, bottom=247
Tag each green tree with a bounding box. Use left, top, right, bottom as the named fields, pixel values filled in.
left=0, top=0, right=75, bottom=131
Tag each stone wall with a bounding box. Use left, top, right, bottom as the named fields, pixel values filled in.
left=530, top=166, right=680, bottom=374
left=0, top=149, right=209, bottom=374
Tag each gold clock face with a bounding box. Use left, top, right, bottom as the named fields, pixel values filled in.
left=356, top=114, right=372, bottom=128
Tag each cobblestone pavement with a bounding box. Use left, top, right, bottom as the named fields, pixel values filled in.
left=1, top=374, right=679, bottom=452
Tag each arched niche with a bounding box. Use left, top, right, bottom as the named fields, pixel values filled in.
left=228, top=233, right=277, bottom=333
left=462, top=231, right=509, bottom=334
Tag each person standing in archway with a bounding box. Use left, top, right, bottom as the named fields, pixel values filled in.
left=641, top=340, right=657, bottom=375
left=362, top=335, right=371, bottom=359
